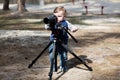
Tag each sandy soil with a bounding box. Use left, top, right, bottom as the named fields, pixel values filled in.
left=0, top=16, right=120, bottom=80
left=0, top=0, right=120, bottom=80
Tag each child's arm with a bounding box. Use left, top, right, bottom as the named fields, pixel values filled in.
left=66, top=21, right=78, bottom=32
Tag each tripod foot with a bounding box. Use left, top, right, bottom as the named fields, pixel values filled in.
left=28, top=64, right=32, bottom=68
left=88, top=67, right=93, bottom=71
left=48, top=72, right=53, bottom=80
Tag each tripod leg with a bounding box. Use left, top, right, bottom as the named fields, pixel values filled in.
left=28, top=41, right=53, bottom=68
left=48, top=57, right=54, bottom=80
left=48, top=40, right=57, bottom=80
left=54, top=51, right=58, bottom=71
left=61, top=44, right=93, bottom=71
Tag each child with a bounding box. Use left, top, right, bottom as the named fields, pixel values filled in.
left=45, top=6, right=78, bottom=72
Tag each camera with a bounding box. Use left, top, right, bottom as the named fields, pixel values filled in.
left=43, top=14, right=58, bottom=29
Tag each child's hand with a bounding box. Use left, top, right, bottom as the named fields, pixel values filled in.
left=66, top=21, right=78, bottom=32
left=71, top=25, right=78, bottom=32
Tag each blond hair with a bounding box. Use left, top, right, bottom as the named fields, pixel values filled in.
left=53, top=6, right=67, bottom=16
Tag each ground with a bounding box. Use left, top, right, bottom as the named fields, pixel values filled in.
left=0, top=0, right=120, bottom=80
left=0, top=13, right=120, bottom=80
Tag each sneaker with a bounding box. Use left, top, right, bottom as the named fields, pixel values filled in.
left=60, top=66, right=68, bottom=72
left=60, top=66, right=62, bottom=72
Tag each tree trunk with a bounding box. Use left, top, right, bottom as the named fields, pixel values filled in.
left=3, top=0, right=10, bottom=10
left=17, top=0, right=27, bottom=13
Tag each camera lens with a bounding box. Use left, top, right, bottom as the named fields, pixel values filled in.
left=43, top=17, right=49, bottom=24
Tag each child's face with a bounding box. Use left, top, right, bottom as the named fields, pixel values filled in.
left=54, top=11, right=65, bottom=23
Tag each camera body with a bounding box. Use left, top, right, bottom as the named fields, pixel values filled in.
left=43, top=14, right=58, bottom=30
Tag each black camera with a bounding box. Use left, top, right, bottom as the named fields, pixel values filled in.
left=43, top=14, right=58, bottom=29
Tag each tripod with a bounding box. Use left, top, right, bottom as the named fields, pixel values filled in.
left=28, top=27, right=93, bottom=80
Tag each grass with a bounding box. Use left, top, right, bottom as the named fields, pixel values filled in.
left=0, top=18, right=43, bottom=29
left=67, top=16, right=91, bottom=25
left=0, top=11, right=91, bottom=30
left=0, top=11, right=45, bottom=30
left=0, top=10, right=119, bottom=30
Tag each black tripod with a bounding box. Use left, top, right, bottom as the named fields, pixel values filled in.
left=28, top=27, right=93, bottom=80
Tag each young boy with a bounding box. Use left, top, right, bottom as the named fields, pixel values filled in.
left=45, top=6, right=78, bottom=72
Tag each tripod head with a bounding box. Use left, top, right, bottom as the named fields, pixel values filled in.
left=43, top=15, right=78, bottom=43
